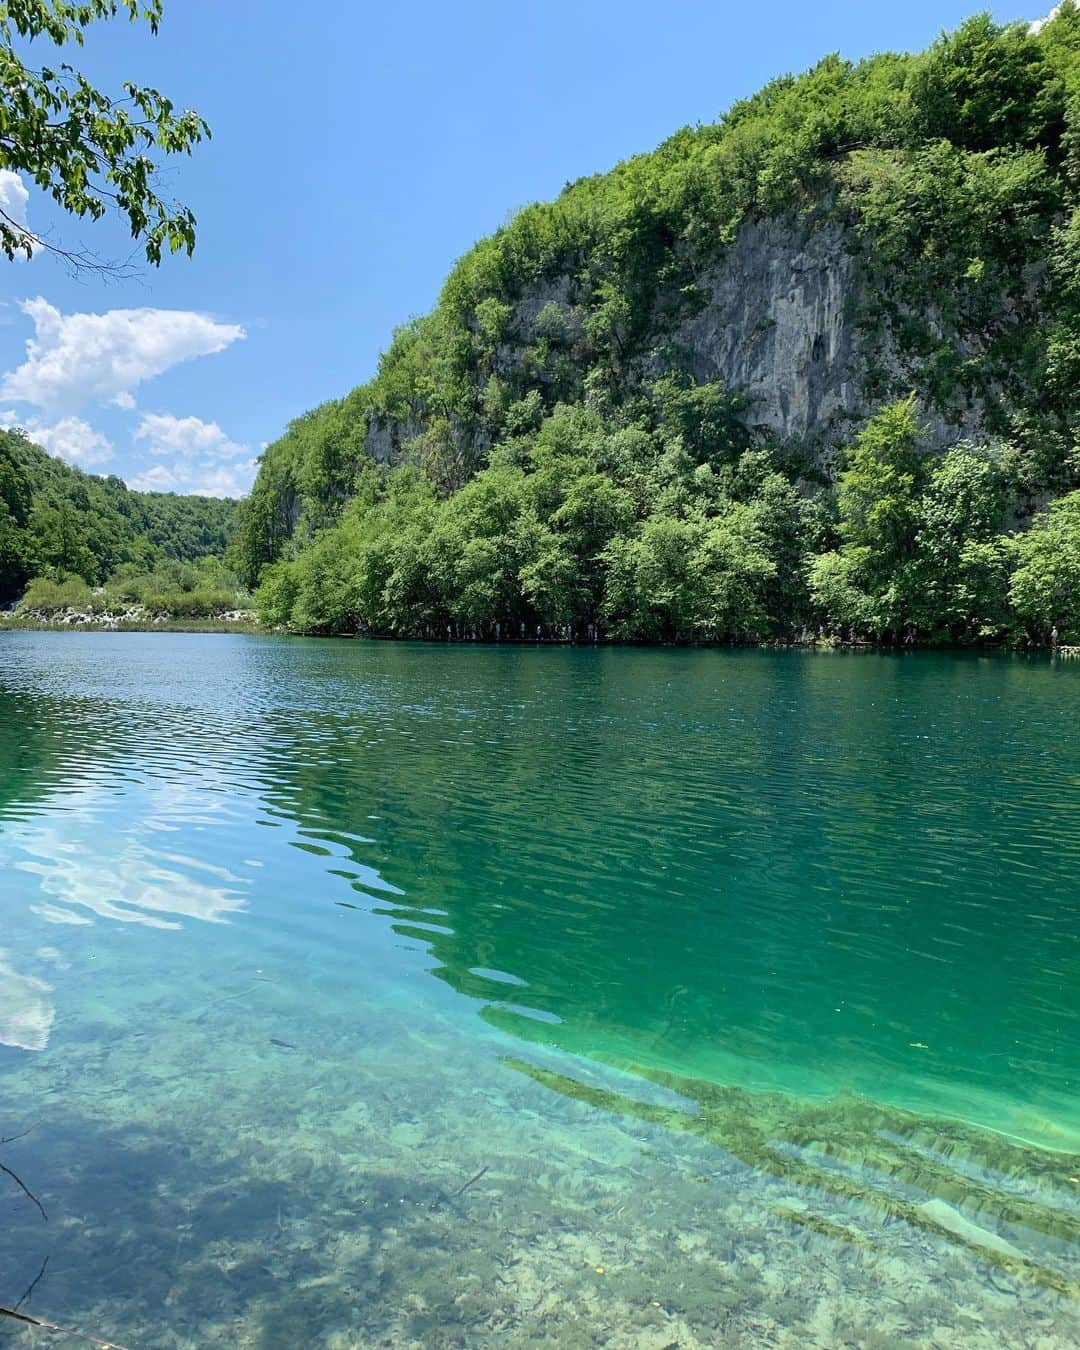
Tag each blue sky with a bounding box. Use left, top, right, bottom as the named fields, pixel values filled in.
left=0, top=0, right=1048, bottom=496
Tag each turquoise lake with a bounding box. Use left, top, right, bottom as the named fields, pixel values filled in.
left=0, top=632, right=1077, bottom=1346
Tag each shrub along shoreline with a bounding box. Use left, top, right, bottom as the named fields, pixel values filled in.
left=250, top=400, right=1080, bottom=649
left=2, top=613, right=262, bottom=634
left=1, top=610, right=1069, bottom=649
left=2, top=558, right=257, bottom=633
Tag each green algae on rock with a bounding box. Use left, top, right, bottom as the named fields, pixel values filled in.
left=507, top=1056, right=1080, bottom=1299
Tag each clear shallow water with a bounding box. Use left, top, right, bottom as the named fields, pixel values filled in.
left=0, top=633, right=1077, bottom=1347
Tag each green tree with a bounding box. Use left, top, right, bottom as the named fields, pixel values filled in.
left=1009, top=490, right=1080, bottom=639
left=816, top=397, right=924, bottom=634
left=255, top=561, right=301, bottom=629
left=601, top=507, right=773, bottom=642
left=27, top=500, right=96, bottom=580
left=601, top=516, right=701, bottom=641
left=735, top=452, right=826, bottom=631
left=650, top=374, right=750, bottom=468
left=521, top=469, right=634, bottom=625
left=837, top=397, right=922, bottom=562
left=0, top=430, right=31, bottom=523
left=807, top=549, right=878, bottom=632
left=0, top=432, right=31, bottom=599
left=908, top=14, right=1066, bottom=153
left=908, top=443, right=1013, bottom=639
left=0, top=1, right=209, bottom=266
left=422, top=469, right=531, bottom=628
left=233, top=447, right=298, bottom=588
left=0, top=498, right=29, bottom=601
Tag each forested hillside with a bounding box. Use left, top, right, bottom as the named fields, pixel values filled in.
left=0, top=428, right=238, bottom=605
left=240, top=8, right=1080, bottom=644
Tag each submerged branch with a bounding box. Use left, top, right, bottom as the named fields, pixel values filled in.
left=450, top=1165, right=489, bottom=1199
left=15, top=1255, right=49, bottom=1313
left=0, top=1304, right=129, bottom=1350
left=0, top=1159, right=47, bottom=1221
left=0, top=1125, right=36, bottom=1146
left=192, top=977, right=274, bottom=1023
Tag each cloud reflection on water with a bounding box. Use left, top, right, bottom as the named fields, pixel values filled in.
left=17, top=839, right=247, bottom=930
left=11, top=775, right=249, bottom=932
left=0, top=950, right=54, bottom=1051
left=2, top=775, right=252, bottom=1049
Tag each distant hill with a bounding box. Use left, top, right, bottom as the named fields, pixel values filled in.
left=0, top=428, right=238, bottom=604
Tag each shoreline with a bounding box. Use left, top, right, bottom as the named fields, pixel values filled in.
left=2, top=619, right=1073, bottom=654
left=1, top=617, right=264, bottom=635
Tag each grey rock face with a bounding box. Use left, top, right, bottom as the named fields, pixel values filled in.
left=662, top=213, right=864, bottom=447
left=496, top=275, right=585, bottom=374
left=365, top=412, right=426, bottom=466
left=658, top=211, right=991, bottom=455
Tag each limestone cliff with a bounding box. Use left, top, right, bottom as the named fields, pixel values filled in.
left=240, top=6, right=1080, bottom=585
left=361, top=201, right=1017, bottom=481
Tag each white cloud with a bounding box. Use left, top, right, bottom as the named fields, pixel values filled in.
left=18, top=839, right=247, bottom=930
left=27, top=415, right=114, bottom=468
left=126, top=464, right=178, bottom=493
left=128, top=456, right=259, bottom=498
left=112, top=391, right=136, bottom=410
left=0, top=297, right=245, bottom=414
left=187, top=461, right=260, bottom=496
left=1030, top=6, right=1063, bottom=32
left=31, top=904, right=93, bottom=927
left=0, top=408, right=113, bottom=467
left=135, top=412, right=247, bottom=460
left=128, top=411, right=254, bottom=497
left=0, top=171, right=29, bottom=229
left=0, top=170, right=33, bottom=257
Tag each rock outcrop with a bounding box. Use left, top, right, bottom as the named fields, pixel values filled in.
left=653, top=213, right=867, bottom=450
left=361, top=207, right=994, bottom=475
